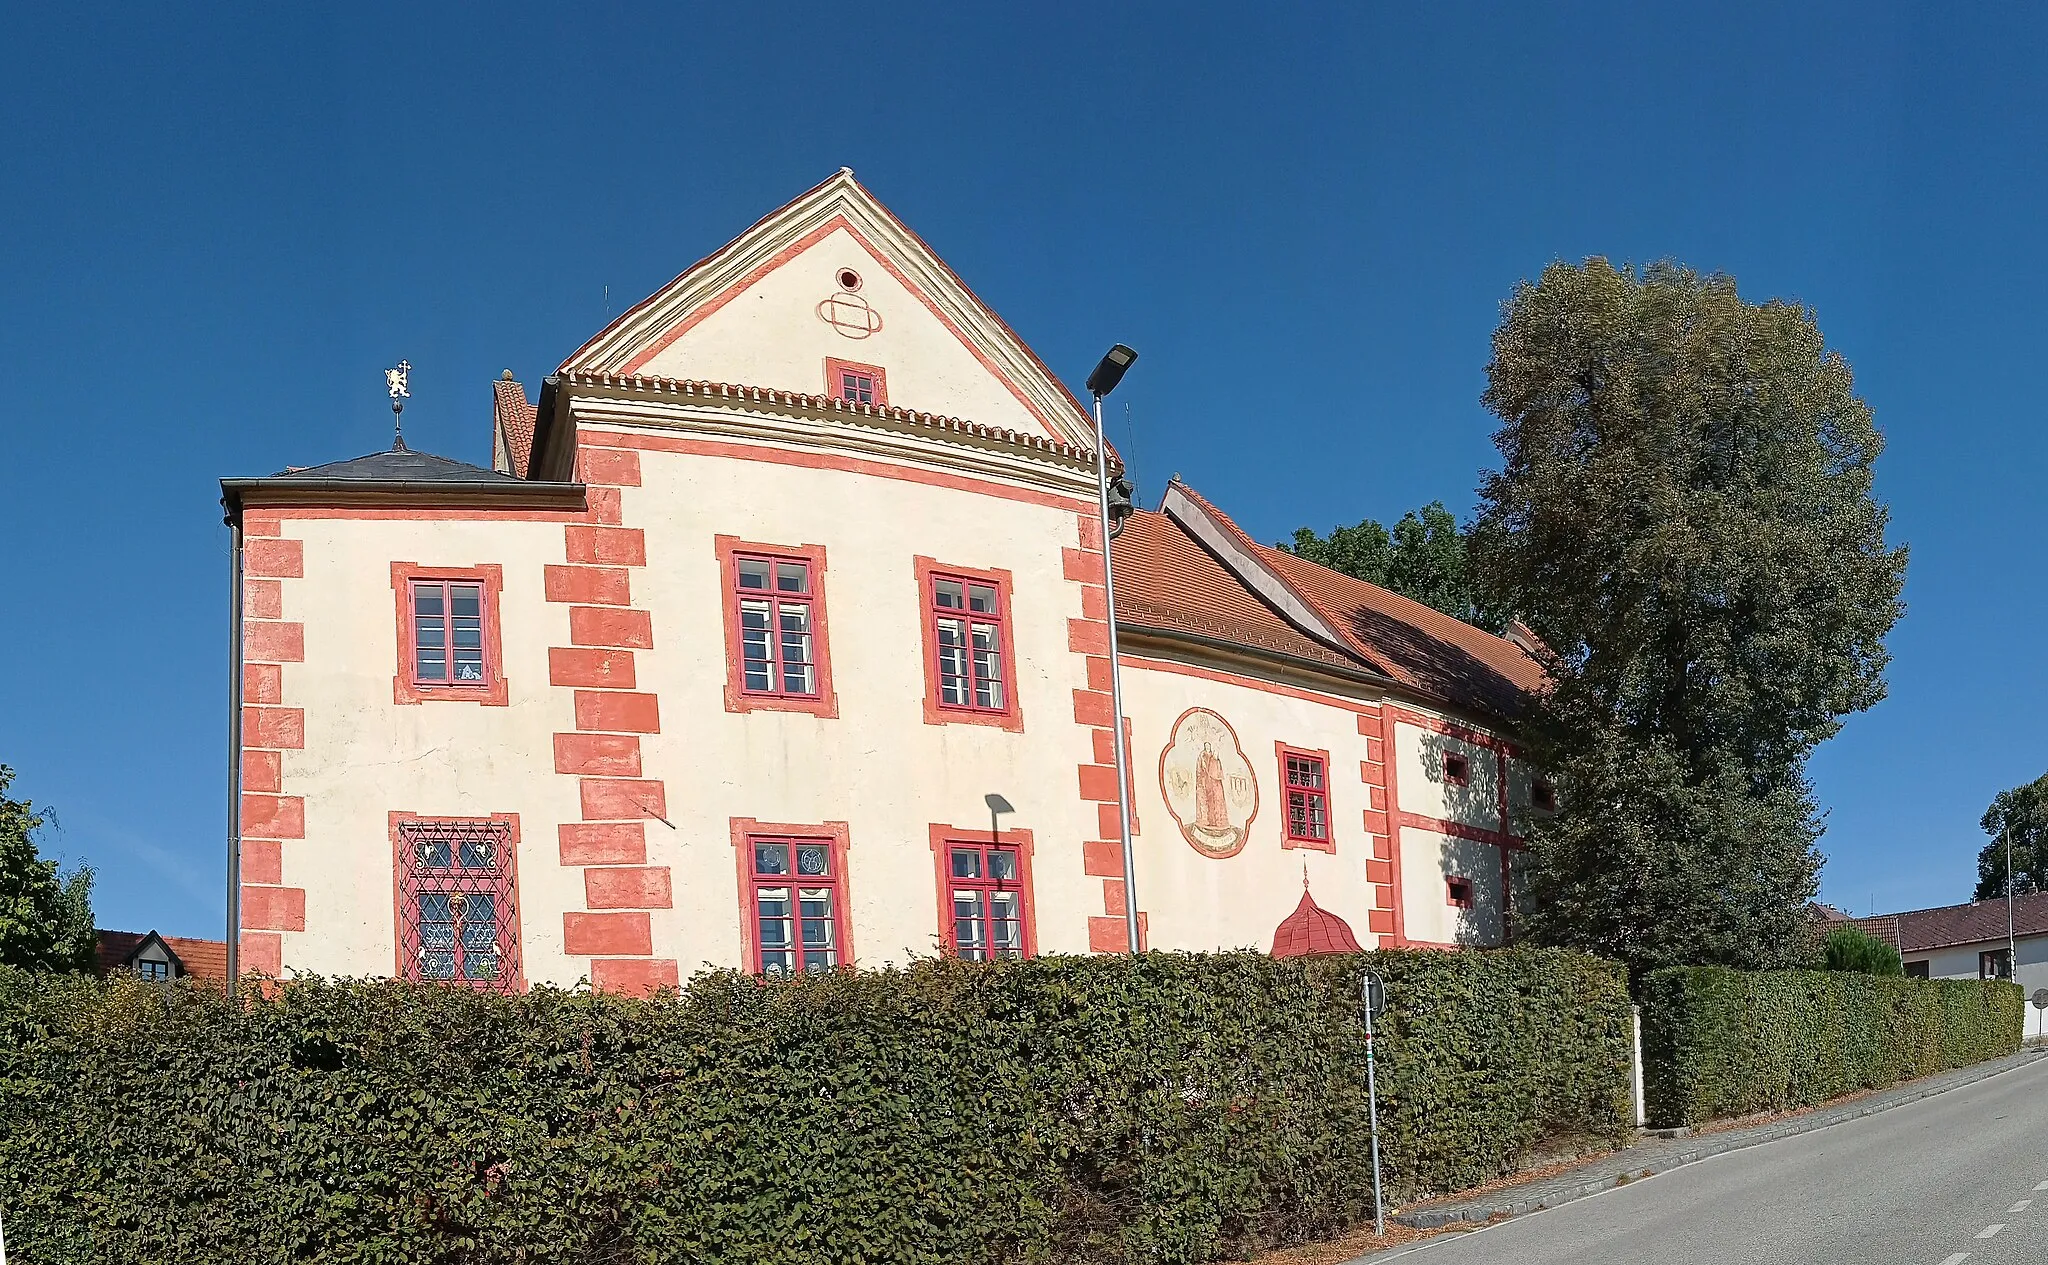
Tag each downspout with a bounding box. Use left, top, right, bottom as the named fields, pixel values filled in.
left=224, top=511, right=246, bottom=991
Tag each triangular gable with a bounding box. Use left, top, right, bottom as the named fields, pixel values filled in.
left=561, top=169, right=1097, bottom=450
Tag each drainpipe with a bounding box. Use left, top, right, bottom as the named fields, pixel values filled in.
left=224, top=515, right=246, bottom=990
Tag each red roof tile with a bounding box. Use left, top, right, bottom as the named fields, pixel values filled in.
left=95, top=929, right=229, bottom=982
left=1854, top=891, right=2048, bottom=953
left=494, top=376, right=538, bottom=478
left=1271, top=887, right=1364, bottom=957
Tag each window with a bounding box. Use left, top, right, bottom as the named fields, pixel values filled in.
left=136, top=959, right=170, bottom=982
left=390, top=564, right=507, bottom=706
left=743, top=834, right=848, bottom=974
left=717, top=539, right=836, bottom=716
left=393, top=817, right=521, bottom=991
left=1446, top=875, right=1475, bottom=909
left=1443, top=752, right=1470, bottom=785
left=941, top=840, right=1032, bottom=960
left=917, top=559, right=1021, bottom=730
left=1905, top=960, right=1930, bottom=979
left=1532, top=778, right=1557, bottom=811
left=824, top=357, right=888, bottom=406
left=1278, top=745, right=1332, bottom=850
left=1979, top=948, right=2011, bottom=980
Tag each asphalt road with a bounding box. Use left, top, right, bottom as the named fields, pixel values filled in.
left=1370, top=1054, right=2048, bottom=1264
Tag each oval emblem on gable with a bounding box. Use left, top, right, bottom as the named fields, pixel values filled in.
left=816, top=292, right=883, bottom=339
left=1159, top=707, right=1260, bottom=859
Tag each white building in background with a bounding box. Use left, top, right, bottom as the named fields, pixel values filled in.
left=219, top=170, right=1554, bottom=993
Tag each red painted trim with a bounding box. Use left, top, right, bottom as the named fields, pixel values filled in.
left=387, top=811, right=526, bottom=992
left=823, top=357, right=889, bottom=406
left=577, top=430, right=1093, bottom=515
left=913, top=555, right=1024, bottom=732
left=729, top=818, right=855, bottom=973
left=389, top=563, right=509, bottom=707
left=714, top=536, right=839, bottom=718
left=1383, top=704, right=1517, bottom=757
left=926, top=825, right=1038, bottom=959
left=1373, top=709, right=1409, bottom=947
left=1442, top=751, right=1471, bottom=787
left=1445, top=874, right=1475, bottom=910
left=1274, top=741, right=1336, bottom=853
left=247, top=506, right=588, bottom=523
left=1397, top=811, right=1521, bottom=850
left=1118, top=652, right=1380, bottom=715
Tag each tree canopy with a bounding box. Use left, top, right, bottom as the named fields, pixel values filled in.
left=1471, top=259, right=1906, bottom=977
left=0, top=765, right=96, bottom=972
left=1974, top=772, right=2048, bottom=899
left=1283, top=501, right=1505, bottom=631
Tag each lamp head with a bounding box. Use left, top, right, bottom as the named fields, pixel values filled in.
left=1086, top=344, right=1138, bottom=398
left=984, top=793, right=1016, bottom=817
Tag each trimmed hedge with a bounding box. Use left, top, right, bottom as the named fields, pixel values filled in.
left=0, top=949, right=1630, bottom=1264
left=1639, top=966, right=2024, bottom=1128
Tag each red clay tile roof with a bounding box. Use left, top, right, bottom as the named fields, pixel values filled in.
left=1853, top=891, right=2048, bottom=953
left=1112, top=510, right=1364, bottom=673
left=1111, top=481, right=1544, bottom=721
left=494, top=376, right=538, bottom=478
left=1271, top=887, right=1364, bottom=957
left=95, top=929, right=229, bottom=982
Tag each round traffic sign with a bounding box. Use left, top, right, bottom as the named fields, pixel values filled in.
left=1361, top=970, right=1388, bottom=1022
left=2031, top=988, right=2048, bottom=1010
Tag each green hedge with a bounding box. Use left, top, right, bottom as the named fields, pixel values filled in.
left=0, top=949, right=1629, bottom=1264
left=1639, top=966, right=2024, bottom=1128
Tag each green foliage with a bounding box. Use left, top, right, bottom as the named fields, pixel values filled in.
left=0, top=764, right=95, bottom=973
left=1819, top=925, right=1903, bottom=976
left=1282, top=502, right=1505, bottom=632
left=1471, top=260, right=1907, bottom=978
left=0, top=948, right=1632, bottom=1264
left=1639, top=966, right=2022, bottom=1128
left=1974, top=772, right=2048, bottom=899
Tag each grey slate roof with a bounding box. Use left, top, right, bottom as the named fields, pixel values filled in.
left=268, top=447, right=526, bottom=483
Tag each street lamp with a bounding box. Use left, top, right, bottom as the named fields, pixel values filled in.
left=1086, top=344, right=1142, bottom=953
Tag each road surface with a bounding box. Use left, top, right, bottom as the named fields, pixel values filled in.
left=1372, top=1053, right=2048, bottom=1264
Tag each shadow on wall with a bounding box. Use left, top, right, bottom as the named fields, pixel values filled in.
left=1412, top=727, right=1498, bottom=826
left=1438, top=836, right=1504, bottom=945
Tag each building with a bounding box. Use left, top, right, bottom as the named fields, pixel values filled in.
left=95, top=930, right=228, bottom=983
left=219, top=171, right=1551, bottom=993
left=1853, top=891, right=2048, bottom=996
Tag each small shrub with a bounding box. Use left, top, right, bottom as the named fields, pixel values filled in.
left=1820, top=925, right=1903, bottom=975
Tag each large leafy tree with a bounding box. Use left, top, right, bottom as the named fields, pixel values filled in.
left=1472, top=260, right=1906, bottom=976
left=1283, top=501, right=1505, bottom=630
left=1974, top=773, right=2048, bottom=898
left=0, top=764, right=96, bottom=972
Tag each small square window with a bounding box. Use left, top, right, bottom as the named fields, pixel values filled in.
left=1446, top=876, right=1475, bottom=909
left=1443, top=753, right=1470, bottom=785
left=825, top=359, right=887, bottom=407
left=1905, top=960, right=1929, bottom=979
left=1979, top=949, right=2011, bottom=980
left=136, top=959, right=171, bottom=982
left=392, top=565, right=507, bottom=706
left=1532, top=778, right=1557, bottom=811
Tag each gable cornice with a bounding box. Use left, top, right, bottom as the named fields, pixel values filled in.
left=557, top=169, right=1097, bottom=450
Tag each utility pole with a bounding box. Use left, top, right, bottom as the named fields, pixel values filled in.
left=2007, top=822, right=2017, bottom=979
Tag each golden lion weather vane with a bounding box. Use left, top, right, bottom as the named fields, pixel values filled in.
left=386, top=359, right=411, bottom=450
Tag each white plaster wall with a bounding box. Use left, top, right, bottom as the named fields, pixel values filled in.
left=1908, top=933, right=2048, bottom=998
left=1393, top=722, right=1502, bottom=832
left=618, top=439, right=1101, bottom=970
left=636, top=226, right=1059, bottom=442
left=1113, top=660, right=1385, bottom=952
left=273, top=518, right=581, bottom=982
left=1399, top=826, right=1505, bottom=946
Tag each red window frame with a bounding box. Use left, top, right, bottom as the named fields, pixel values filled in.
left=730, top=818, right=853, bottom=975
left=914, top=556, right=1023, bottom=732
left=390, top=563, right=508, bottom=706
left=1446, top=875, right=1475, bottom=909
left=389, top=812, right=523, bottom=992
left=824, top=357, right=888, bottom=406
left=1442, top=751, right=1471, bottom=786
left=1275, top=742, right=1334, bottom=852
left=715, top=537, right=837, bottom=718
left=928, top=825, right=1037, bottom=960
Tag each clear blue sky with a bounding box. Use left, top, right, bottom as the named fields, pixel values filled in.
left=4, top=3, right=2042, bottom=939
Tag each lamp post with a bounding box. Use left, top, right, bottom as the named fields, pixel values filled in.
left=2007, top=822, right=2017, bottom=979
left=1085, top=344, right=1140, bottom=952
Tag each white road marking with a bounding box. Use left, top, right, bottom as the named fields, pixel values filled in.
left=1937, top=1254, right=1971, bottom=1265
left=2037, top=1180, right=2048, bottom=1191
left=1977, top=1224, right=2005, bottom=1239
left=2010, top=1200, right=2032, bottom=1212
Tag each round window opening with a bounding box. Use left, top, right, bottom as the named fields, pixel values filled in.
left=836, top=268, right=863, bottom=292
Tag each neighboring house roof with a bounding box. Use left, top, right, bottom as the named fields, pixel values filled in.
left=221, top=444, right=585, bottom=522
left=95, top=929, right=229, bottom=981
left=1111, top=479, right=1544, bottom=722
left=1271, top=885, right=1364, bottom=958
left=1851, top=891, right=2048, bottom=953
left=493, top=374, right=539, bottom=478
left=271, top=448, right=529, bottom=483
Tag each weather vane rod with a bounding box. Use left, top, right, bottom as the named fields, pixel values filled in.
left=386, top=360, right=411, bottom=451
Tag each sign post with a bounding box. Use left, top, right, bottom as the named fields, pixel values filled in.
left=2031, top=988, right=2047, bottom=1043
left=1361, top=970, right=1388, bottom=1237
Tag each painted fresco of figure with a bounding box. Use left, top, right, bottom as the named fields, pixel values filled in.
left=1196, top=743, right=1229, bottom=831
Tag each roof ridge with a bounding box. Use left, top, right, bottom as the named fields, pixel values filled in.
left=1257, top=540, right=1535, bottom=663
